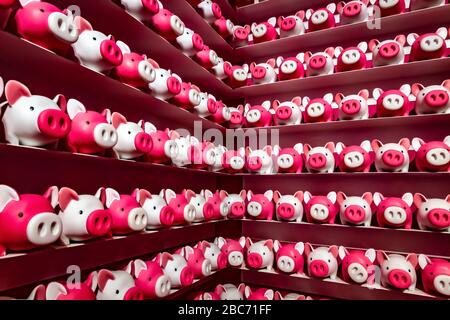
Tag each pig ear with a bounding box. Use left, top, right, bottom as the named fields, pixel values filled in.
left=406, top=253, right=418, bottom=269
left=360, top=140, right=372, bottom=152
left=338, top=246, right=349, bottom=260
left=237, top=147, right=245, bottom=158
left=291, top=96, right=302, bottom=106
left=249, top=62, right=256, bottom=73
left=372, top=88, right=383, bottom=100
left=219, top=190, right=229, bottom=200
left=418, top=254, right=431, bottom=270
left=334, top=46, right=343, bottom=58
left=266, top=58, right=276, bottom=68
left=133, top=259, right=148, bottom=278
left=85, top=271, right=97, bottom=291
left=239, top=64, right=248, bottom=74
left=0, top=185, right=20, bottom=212
left=371, top=139, right=383, bottom=153
left=104, top=188, right=120, bottom=208
left=245, top=146, right=252, bottom=157
left=73, top=16, right=93, bottom=33
left=214, top=236, right=226, bottom=249
left=337, top=2, right=346, bottom=14
left=147, top=58, right=159, bottom=69
left=335, top=142, right=345, bottom=154
left=203, top=189, right=213, bottom=199
left=115, top=40, right=130, bottom=54
left=327, top=2, right=337, bottom=13
left=272, top=100, right=280, bottom=110
left=296, top=52, right=305, bottom=63
left=264, top=289, right=274, bottom=300
left=274, top=291, right=283, bottom=300
left=58, top=187, right=79, bottom=211
left=180, top=246, right=195, bottom=259
left=399, top=84, right=411, bottom=97
left=294, top=191, right=304, bottom=202
left=43, top=186, right=59, bottom=209
left=293, top=143, right=303, bottom=154
left=215, top=284, right=226, bottom=295
left=358, top=41, right=368, bottom=53
left=27, top=284, right=47, bottom=301
left=184, top=189, right=196, bottom=202
left=305, top=9, right=313, bottom=20
left=294, top=242, right=305, bottom=254
left=323, top=93, right=334, bottom=104
left=304, top=242, right=314, bottom=256
left=441, top=79, right=450, bottom=91
left=67, top=99, right=86, bottom=120
left=302, top=96, right=310, bottom=107
left=394, top=34, right=406, bottom=46
left=362, top=192, right=373, bottom=205
left=159, top=252, right=174, bottom=268
left=239, top=189, right=247, bottom=200
left=446, top=136, right=450, bottom=148
left=261, top=100, right=272, bottom=111
left=263, top=145, right=273, bottom=156
left=336, top=191, right=347, bottom=206
left=303, top=144, right=311, bottom=156
left=376, top=250, right=389, bottom=265
left=296, top=10, right=305, bottom=20
left=244, top=286, right=252, bottom=299
left=111, top=112, right=127, bottom=129
left=239, top=236, right=246, bottom=248
left=267, top=17, right=277, bottom=27
left=398, top=138, right=410, bottom=150
left=413, top=193, right=427, bottom=208
left=411, top=137, right=425, bottom=151
left=46, top=282, right=67, bottom=300
left=358, top=89, right=369, bottom=100
left=273, top=190, right=281, bottom=203
left=334, top=93, right=345, bottom=105
left=97, top=269, right=115, bottom=292
left=273, top=240, right=282, bottom=252
left=169, top=130, right=180, bottom=140
left=247, top=190, right=253, bottom=201
left=325, top=141, right=335, bottom=153
left=238, top=283, right=246, bottom=295
left=5, top=80, right=32, bottom=105
left=325, top=47, right=335, bottom=57
left=327, top=191, right=337, bottom=204
left=407, top=33, right=419, bottom=46
left=102, top=109, right=112, bottom=124
left=164, top=189, right=177, bottom=203
left=136, top=188, right=152, bottom=206
left=365, top=248, right=376, bottom=263
left=373, top=192, right=384, bottom=206
left=368, top=39, right=380, bottom=52
left=94, top=187, right=107, bottom=205
left=277, top=16, right=284, bottom=28
left=251, top=22, right=257, bottom=32
left=411, top=83, right=424, bottom=97
left=303, top=191, right=312, bottom=204
left=303, top=51, right=312, bottom=63
left=0, top=77, right=3, bottom=99
left=276, top=56, right=284, bottom=68
left=436, top=27, right=448, bottom=39
left=52, top=94, right=67, bottom=111
left=264, top=190, right=274, bottom=201
left=245, top=237, right=253, bottom=247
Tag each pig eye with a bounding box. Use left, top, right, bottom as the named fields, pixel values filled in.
left=212, top=253, right=215, bottom=256
left=148, top=276, right=152, bottom=281
left=430, top=271, right=434, bottom=276
left=328, top=259, right=331, bottom=263
left=86, top=121, right=90, bottom=125
left=120, top=208, right=125, bottom=212
left=344, top=204, right=347, bottom=208
left=160, top=74, right=164, bottom=77
left=408, top=269, right=411, bottom=272
left=115, top=290, right=120, bottom=295
left=380, top=151, right=383, bottom=155
left=177, top=204, right=180, bottom=207
left=262, top=252, right=265, bottom=255
left=425, top=207, right=428, bottom=211
left=197, top=203, right=201, bottom=206
left=363, top=205, right=366, bottom=208
left=158, top=138, right=161, bottom=142
left=79, top=210, right=83, bottom=215
left=92, top=37, right=97, bottom=41
left=128, top=131, right=131, bottom=135
left=400, top=150, right=404, bottom=154
left=40, top=8, right=45, bottom=13
left=310, top=257, right=313, bottom=261
left=18, top=212, right=24, bottom=218
left=29, top=106, right=35, bottom=111
left=196, top=259, right=199, bottom=263
left=153, top=206, right=157, bottom=210
left=174, top=268, right=177, bottom=272
left=386, top=266, right=389, bottom=270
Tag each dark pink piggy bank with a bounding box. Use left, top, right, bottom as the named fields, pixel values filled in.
left=377, top=251, right=418, bottom=291
left=244, top=102, right=273, bottom=127
left=414, top=193, right=450, bottom=232
left=163, top=189, right=195, bottom=225
left=273, top=144, right=304, bottom=173
left=245, top=287, right=274, bottom=300
left=250, top=17, right=278, bottom=44
left=231, top=24, right=250, bottom=46
left=66, top=99, right=118, bottom=155
left=222, top=148, right=245, bottom=173
left=196, top=240, right=227, bottom=270
left=0, top=0, right=15, bottom=30
left=246, top=190, right=274, bottom=220
left=304, top=47, right=335, bottom=76
left=335, top=140, right=373, bottom=172
left=277, top=11, right=305, bottom=38
left=227, top=106, right=245, bottom=128
left=194, top=292, right=220, bottom=300
left=172, top=82, right=201, bottom=111
left=215, top=236, right=246, bottom=267
left=213, top=17, right=234, bottom=39
left=339, top=246, right=376, bottom=284
left=335, top=42, right=368, bottom=72
left=143, top=124, right=178, bottom=164
left=104, top=188, right=149, bottom=235
left=412, top=136, right=450, bottom=172
left=374, top=192, right=413, bottom=229
left=373, top=84, right=412, bottom=117
left=374, top=0, right=407, bottom=17
left=302, top=93, right=335, bottom=123
left=407, top=27, right=448, bottom=62
left=224, top=64, right=249, bottom=88
left=369, top=35, right=406, bottom=67
left=276, top=54, right=305, bottom=81
left=177, top=245, right=212, bottom=279
left=0, top=184, right=61, bottom=256
left=274, top=240, right=305, bottom=274
left=208, top=100, right=231, bottom=124
left=120, top=0, right=162, bottom=22
left=126, top=259, right=171, bottom=299
left=419, top=254, right=450, bottom=296
left=306, top=3, right=337, bottom=32
left=15, top=0, right=79, bottom=55
left=194, top=45, right=219, bottom=70
left=201, top=189, right=227, bottom=220
left=337, top=0, right=370, bottom=25
left=304, top=191, right=338, bottom=224
left=151, top=8, right=184, bottom=41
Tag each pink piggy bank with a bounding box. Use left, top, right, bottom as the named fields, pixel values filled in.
left=277, top=11, right=305, bottom=38
left=412, top=136, right=450, bottom=172
left=0, top=185, right=61, bottom=256
left=337, top=0, right=370, bottom=25
left=201, top=189, right=227, bottom=220
left=372, top=84, right=412, bottom=117
left=273, top=191, right=304, bottom=222
left=377, top=251, right=418, bottom=291
left=305, top=243, right=339, bottom=279
left=303, top=142, right=336, bottom=173
left=143, top=124, right=178, bottom=164
left=407, top=27, right=448, bottom=62
left=213, top=17, right=234, bottom=39
left=151, top=8, right=184, bottom=41
left=335, top=140, right=373, bottom=172
left=1, top=79, right=71, bottom=147
left=227, top=106, right=245, bottom=128
left=374, top=0, right=407, bottom=17
left=414, top=193, right=450, bottom=232
left=335, top=42, right=368, bottom=72
left=304, top=191, right=338, bottom=224
left=243, top=102, right=273, bottom=127
left=246, top=190, right=274, bottom=220
left=28, top=273, right=97, bottom=300
left=163, top=189, right=196, bottom=225
left=224, top=64, right=249, bottom=89
left=302, top=93, right=335, bottom=123
left=276, top=55, right=305, bottom=81
left=197, top=0, right=222, bottom=23
left=214, top=283, right=245, bottom=300
left=183, top=189, right=214, bottom=221
left=244, top=287, right=274, bottom=300
left=369, top=35, right=406, bottom=67
left=304, top=47, right=335, bottom=76
left=71, top=17, right=123, bottom=73
left=339, top=246, right=376, bottom=284
left=273, top=144, right=303, bottom=173
left=194, top=45, right=219, bottom=70
left=418, top=254, right=450, bottom=296
left=104, top=188, right=148, bottom=235
left=250, top=59, right=277, bottom=85
left=155, top=252, right=194, bottom=288
left=126, top=259, right=171, bottom=299
left=208, top=100, right=231, bottom=124
left=335, top=89, right=370, bottom=120
left=410, top=0, right=445, bottom=10
left=245, top=238, right=274, bottom=271
left=215, top=236, right=246, bottom=267
left=172, top=82, right=201, bottom=111
left=193, top=92, right=218, bottom=117
left=374, top=192, right=413, bottom=229
left=176, top=27, right=204, bottom=57
left=273, top=240, right=305, bottom=274
left=245, top=146, right=275, bottom=174
left=95, top=269, right=143, bottom=300
left=58, top=187, right=112, bottom=244
left=220, top=190, right=246, bottom=219
left=120, top=0, right=162, bottom=22
left=274, top=292, right=312, bottom=300
left=196, top=240, right=227, bottom=270
left=231, top=24, right=250, bottom=46
left=306, top=3, right=337, bottom=32
left=139, top=189, right=175, bottom=229
left=0, top=0, right=15, bottom=30
left=66, top=99, right=118, bottom=155
left=336, top=191, right=373, bottom=226
left=371, top=138, right=411, bottom=172
left=15, top=0, right=79, bottom=55
left=250, top=17, right=278, bottom=44
left=147, top=60, right=182, bottom=100
left=271, top=97, right=303, bottom=125
left=411, top=80, right=450, bottom=114
left=177, top=245, right=212, bottom=279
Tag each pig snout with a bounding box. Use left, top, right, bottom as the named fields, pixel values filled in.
left=189, top=89, right=201, bottom=106
left=347, top=262, right=368, bottom=283
left=247, top=201, right=262, bottom=217
left=277, top=203, right=295, bottom=219
left=86, top=209, right=112, bottom=236
left=123, top=287, right=144, bottom=300
left=309, top=260, right=329, bottom=278
left=341, top=99, right=361, bottom=115
left=343, top=151, right=364, bottom=168
left=47, top=12, right=79, bottom=43
left=383, top=206, right=407, bottom=224
left=379, top=42, right=400, bottom=59
left=247, top=252, right=263, bottom=268
left=100, top=39, right=123, bottom=66
left=192, top=33, right=204, bottom=51
left=230, top=202, right=245, bottom=217
left=235, top=28, right=248, bottom=40
left=252, top=66, right=266, bottom=79
left=276, top=106, right=292, bottom=120
left=309, top=203, right=329, bottom=221
left=425, top=148, right=450, bottom=167
left=93, top=123, right=118, bottom=149
left=155, top=274, right=171, bottom=298
left=382, top=149, right=404, bottom=167
left=247, top=156, right=262, bottom=170
left=37, top=109, right=71, bottom=139
left=159, top=206, right=175, bottom=226
left=280, top=17, right=296, bottom=31
left=343, top=2, right=362, bottom=17
left=434, top=275, right=450, bottom=296
left=425, top=90, right=449, bottom=108
left=309, top=55, right=327, bottom=70
left=388, top=269, right=411, bottom=289
left=212, top=2, right=222, bottom=18
left=26, top=212, right=62, bottom=245
left=341, top=49, right=361, bottom=65
left=141, top=0, right=160, bottom=14
left=202, top=259, right=212, bottom=276
left=164, top=140, right=178, bottom=158
left=184, top=204, right=196, bottom=222
left=170, top=15, right=185, bottom=36
left=134, top=132, right=153, bottom=153
left=230, top=156, right=244, bottom=170
left=420, top=35, right=443, bottom=52
left=138, top=60, right=156, bottom=83
left=180, top=267, right=194, bottom=286
left=203, top=202, right=214, bottom=220
left=306, top=103, right=325, bottom=117
left=308, top=153, right=327, bottom=169
left=277, top=256, right=295, bottom=273
left=230, top=112, right=242, bottom=125
left=166, top=76, right=181, bottom=95
left=344, top=205, right=365, bottom=224
left=382, top=94, right=404, bottom=110
left=127, top=208, right=148, bottom=231
left=229, top=251, right=243, bottom=266
left=277, top=154, right=294, bottom=169
left=217, top=253, right=227, bottom=269
left=427, top=208, right=450, bottom=228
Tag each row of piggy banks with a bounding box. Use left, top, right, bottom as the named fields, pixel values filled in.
left=227, top=0, right=447, bottom=46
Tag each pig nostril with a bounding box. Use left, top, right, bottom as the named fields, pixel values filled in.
left=50, top=221, right=57, bottom=234
left=38, top=222, right=45, bottom=236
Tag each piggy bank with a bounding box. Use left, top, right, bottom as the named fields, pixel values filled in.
left=126, top=259, right=171, bottom=299
left=231, top=24, right=250, bottom=46
left=245, top=238, right=274, bottom=271
left=251, top=17, right=278, bottom=44
left=306, top=3, right=337, bottom=32
left=1, top=79, right=71, bottom=147
left=250, top=59, right=277, bottom=85
left=277, top=11, right=305, bottom=38
left=0, top=0, right=15, bottom=30
left=28, top=273, right=97, bottom=300
left=212, top=58, right=230, bottom=80
left=271, top=97, right=303, bottom=125
left=273, top=144, right=303, bottom=173
left=303, top=142, right=336, bottom=173
left=176, top=27, right=204, bottom=56
left=274, top=292, right=312, bottom=300
left=304, top=191, right=338, bottom=224
left=201, top=189, right=228, bottom=220
left=143, top=124, right=178, bottom=164
left=377, top=251, right=417, bottom=291
left=208, top=145, right=227, bottom=172
left=418, top=254, right=450, bottom=296
left=163, top=189, right=195, bottom=224
left=151, top=8, right=184, bottom=41
left=0, top=185, right=61, bottom=256
left=414, top=193, right=450, bottom=232
left=410, top=0, right=445, bottom=10
left=120, top=0, right=162, bottom=22
left=104, top=188, right=148, bottom=235
left=112, top=41, right=156, bottom=89
left=244, top=102, right=273, bottom=127
left=172, top=82, right=201, bottom=110
left=337, top=0, right=370, bottom=25
left=196, top=240, right=227, bottom=270
left=111, top=112, right=153, bottom=160
left=212, top=17, right=234, bottom=39
left=339, top=246, right=376, bottom=284
left=335, top=42, right=368, bottom=72
left=177, top=245, right=212, bottom=279
left=66, top=99, right=118, bottom=155
left=373, top=192, right=413, bottom=229
left=215, top=236, right=246, bottom=267
left=407, top=27, right=448, bottom=62
left=214, top=283, right=245, bottom=300
left=197, top=0, right=222, bottom=23
left=369, top=35, right=406, bottom=67
left=155, top=252, right=194, bottom=288
left=276, top=55, right=305, bottom=81
left=220, top=190, right=246, bottom=219
left=304, top=47, right=335, bottom=76
left=224, top=63, right=249, bottom=88
left=245, top=287, right=274, bottom=300
left=188, top=141, right=216, bottom=170
left=372, top=84, right=412, bottom=117
left=139, top=189, right=174, bottom=229
left=411, top=80, right=450, bottom=114
left=245, top=146, right=275, bottom=174
left=335, top=89, right=370, bottom=120
left=15, top=0, right=79, bottom=55
left=371, top=138, right=411, bottom=172
left=193, top=92, right=218, bottom=117
left=227, top=106, right=245, bottom=128
left=169, top=132, right=200, bottom=167
left=335, top=140, right=373, bottom=172
left=194, top=46, right=219, bottom=71
left=194, top=292, right=220, bottom=300
left=208, top=100, right=231, bottom=124
left=302, top=93, right=335, bottom=123
left=374, top=0, right=407, bottom=16
left=71, top=17, right=123, bottom=73
left=304, top=243, right=339, bottom=279
left=412, top=136, right=450, bottom=172
left=336, top=191, right=373, bottom=226
left=273, top=191, right=303, bottom=222
left=58, top=187, right=112, bottom=244
left=183, top=189, right=213, bottom=222
left=95, top=269, right=143, bottom=300
left=273, top=240, right=305, bottom=274
left=147, top=60, right=182, bottom=100
left=246, top=190, right=274, bottom=220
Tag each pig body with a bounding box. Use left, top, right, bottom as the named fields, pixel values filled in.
left=245, top=238, right=274, bottom=271
left=193, top=92, right=218, bottom=117
left=127, top=259, right=171, bottom=299
left=339, top=247, right=376, bottom=284
left=177, top=245, right=212, bottom=279
left=147, top=62, right=182, bottom=100
left=156, top=252, right=194, bottom=288
left=369, top=35, right=406, bottom=67
left=245, top=287, right=274, bottom=300
left=251, top=17, right=278, bottom=44
left=277, top=11, right=305, bottom=38
left=371, top=138, right=411, bottom=172
left=212, top=58, right=229, bottom=80
left=375, top=0, right=407, bottom=16
left=151, top=8, right=184, bottom=41
left=144, top=125, right=178, bottom=164
left=412, top=81, right=450, bottom=115
left=214, top=283, right=245, bottom=300
left=176, top=27, right=204, bottom=56
left=221, top=190, right=246, bottom=219
left=224, top=64, right=249, bottom=88
left=304, top=191, right=338, bottom=224
left=184, top=189, right=213, bottom=222
left=377, top=251, right=418, bottom=291
left=335, top=90, right=370, bottom=120
left=335, top=140, right=372, bottom=172
left=412, top=137, right=450, bottom=172
left=244, top=102, right=273, bottom=127
left=208, top=101, right=231, bottom=124
left=337, top=192, right=373, bottom=226
left=163, top=189, right=196, bottom=225
left=194, top=46, right=219, bottom=70
left=273, top=144, right=303, bottom=174
left=231, top=24, right=250, bottom=46
left=170, top=134, right=199, bottom=167
left=414, top=193, right=450, bottom=232
left=196, top=240, right=227, bottom=270
left=95, top=269, right=143, bottom=300
left=407, top=27, right=448, bottom=62
left=197, top=0, right=222, bottom=23
left=172, top=82, right=201, bottom=110
left=246, top=191, right=274, bottom=220
left=201, top=189, right=227, bottom=220
left=374, top=192, right=413, bottom=229
left=418, top=255, right=450, bottom=296
left=28, top=273, right=97, bottom=300
left=215, top=236, right=246, bottom=267
left=335, top=42, right=368, bottom=72
left=304, top=243, right=339, bottom=279
left=273, top=191, right=304, bottom=222
left=271, top=97, right=303, bottom=125
left=140, top=189, right=174, bottom=229
left=337, top=0, right=370, bottom=25
left=410, top=0, right=445, bottom=10
left=276, top=55, right=305, bottom=81
left=304, top=47, right=335, bottom=76
left=245, top=146, right=275, bottom=174
left=373, top=84, right=412, bottom=117
left=250, top=59, right=277, bottom=85
left=120, top=0, right=162, bottom=22
left=212, top=17, right=234, bottom=39
left=306, top=3, right=337, bottom=32
left=303, top=142, right=336, bottom=173
left=274, top=241, right=305, bottom=274
left=302, top=94, right=335, bottom=123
